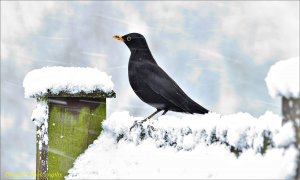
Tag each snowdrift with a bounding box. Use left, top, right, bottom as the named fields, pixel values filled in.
left=66, top=111, right=298, bottom=179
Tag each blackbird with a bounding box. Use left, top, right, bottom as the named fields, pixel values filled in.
left=113, top=33, right=209, bottom=124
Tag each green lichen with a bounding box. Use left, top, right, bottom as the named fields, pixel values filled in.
left=31, top=90, right=116, bottom=99
left=46, top=99, right=106, bottom=180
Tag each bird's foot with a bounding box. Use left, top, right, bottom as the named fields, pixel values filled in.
left=129, top=121, right=141, bottom=131
left=129, top=119, right=148, bottom=132
left=129, top=121, right=138, bottom=131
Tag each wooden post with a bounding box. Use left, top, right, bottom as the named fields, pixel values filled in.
left=35, top=92, right=115, bottom=180
left=282, top=97, right=300, bottom=179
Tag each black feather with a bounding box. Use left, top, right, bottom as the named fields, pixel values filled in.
left=121, top=33, right=209, bottom=115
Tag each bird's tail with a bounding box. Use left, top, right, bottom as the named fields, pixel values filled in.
left=189, top=101, right=209, bottom=114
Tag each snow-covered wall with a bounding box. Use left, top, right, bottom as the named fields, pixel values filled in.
left=103, top=111, right=284, bottom=152
left=265, top=57, right=300, bottom=99
left=23, top=66, right=114, bottom=98
left=66, top=111, right=299, bottom=179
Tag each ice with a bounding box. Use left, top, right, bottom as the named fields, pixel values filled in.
left=66, top=111, right=298, bottom=179
left=265, top=57, right=300, bottom=98
left=23, top=66, right=114, bottom=98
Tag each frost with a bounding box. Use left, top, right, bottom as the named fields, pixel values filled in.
left=23, top=66, right=114, bottom=98
left=265, top=57, right=300, bottom=98
left=66, top=111, right=298, bottom=179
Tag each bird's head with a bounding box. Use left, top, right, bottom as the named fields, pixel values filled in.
left=113, top=33, right=149, bottom=52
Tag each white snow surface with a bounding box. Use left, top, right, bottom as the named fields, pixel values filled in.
left=31, top=102, right=48, bottom=126
left=66, top=111, right=298, bottom=179
left=23, top=66, right=114, bottom=98
left=273, top=121, right=296, bottom=148
left=32, top=102, right=49, bottom=150
left=265, top=57, right=300, bottom=98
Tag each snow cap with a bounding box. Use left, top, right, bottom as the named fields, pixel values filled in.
left=265, top=57, right=299, bottom=98
left=23, top=66, right=115, bottom=98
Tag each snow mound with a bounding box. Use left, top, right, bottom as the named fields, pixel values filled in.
left=102, top=111, right=285, bottom=152
left=66, top=111, right=298, bottom=179
left=23, top=66, right=114, bottom=98
left=265, top=57, right=300, bottom=98
left=273, top=121, right=296, bottom=148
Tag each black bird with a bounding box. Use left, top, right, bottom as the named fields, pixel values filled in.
left=113, top=33, right=209, bottom=124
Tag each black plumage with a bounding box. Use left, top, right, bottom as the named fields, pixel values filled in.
left=113, top=33, right=209, bottom=122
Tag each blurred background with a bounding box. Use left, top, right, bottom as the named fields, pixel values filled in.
left=1, top=1, right=299, bottom=179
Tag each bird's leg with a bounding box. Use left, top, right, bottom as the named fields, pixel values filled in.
left=162, top=110, right=168, bottom=115
left=141, top=109, right=162, bottom=123
left=130, top=109, right=162, bottom=131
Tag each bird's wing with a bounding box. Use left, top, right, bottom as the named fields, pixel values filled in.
left=139, top=62, right=194, bottom=113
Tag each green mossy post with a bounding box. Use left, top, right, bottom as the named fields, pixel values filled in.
left=35, top=91, right=115, bottom=180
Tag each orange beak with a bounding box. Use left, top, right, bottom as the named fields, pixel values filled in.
left=113, top=35, right=124, bottom=41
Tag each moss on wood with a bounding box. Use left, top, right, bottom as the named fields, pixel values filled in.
left=36, top=97, right=106, bottom=180
left=33, top=89, right=116, bottom=100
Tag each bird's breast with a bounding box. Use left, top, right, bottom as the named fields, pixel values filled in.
left=128, top=61, right=142, bottom=91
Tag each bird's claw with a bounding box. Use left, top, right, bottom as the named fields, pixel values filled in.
left=129, top=120, right=139, bottom=131
left=129, top=119, right=147, bottom=132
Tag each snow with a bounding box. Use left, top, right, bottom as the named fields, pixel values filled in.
left=273, top=121, right=296, bottom=148
left=31, top=102, right=48, bottom=126
left=101, top=111, right=283, bottom=152
left=23, top=66, right=114, bottom=98
left=32, top=102, right=49, bottom=150
left=265, top=57, right=300, bottom=98
left=24, top=66, right=114, bottom=169
left=66, top=111, right=298, bottom=179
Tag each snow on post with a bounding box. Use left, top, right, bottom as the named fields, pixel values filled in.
left=265, top=57, right=299, bottom=99
left=23, top=66, right=115, bottom=98
left=23, top=66, right=115, bottom=180
left=265, top=57, right=300, bottom=178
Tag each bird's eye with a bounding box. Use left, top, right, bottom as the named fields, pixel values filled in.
left=127, top=36, right=132, bottom=41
